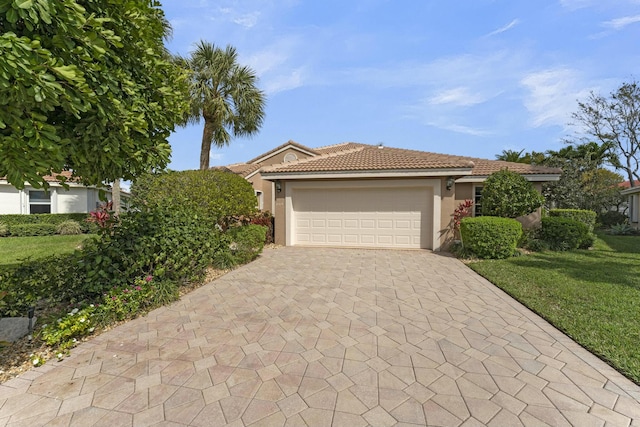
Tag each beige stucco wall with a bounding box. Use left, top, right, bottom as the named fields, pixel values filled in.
left=274, top=182, right=286, bottom=245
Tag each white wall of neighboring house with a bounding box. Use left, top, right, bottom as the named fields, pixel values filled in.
left=0, top=181, right=117, bottom=215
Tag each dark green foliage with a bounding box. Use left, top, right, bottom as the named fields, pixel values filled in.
left=460, top=217, right=523, bottom=259
left=132, top=170, right=257, bottom=224
left=598, top=211, right=628, bottom=228
left=481, top=169, right=544, bottom=218
left=549, top=209, right=597, bottom=232
left=56, top=220, right=82, bottom=235
left=228, top=225, right=267, bottom=265
left=540, top=217, right=593, bottom=251
left=0, top=0, right=189, bottom=189
left=9, top=224, right=57, bottom=237
left=0, top=213, right=89, bottom=226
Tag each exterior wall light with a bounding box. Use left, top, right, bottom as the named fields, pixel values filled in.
left=275, top=181, right=282, bottom=193
left=446, top=177, right=455, bottom=191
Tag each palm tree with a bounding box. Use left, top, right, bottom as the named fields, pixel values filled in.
left=495, top=149, right=526, bottom=163
left=180, top=41, right=266, bottom=170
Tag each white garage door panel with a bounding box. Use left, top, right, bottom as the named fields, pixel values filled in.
left=292, top=186, right=432, bottom=249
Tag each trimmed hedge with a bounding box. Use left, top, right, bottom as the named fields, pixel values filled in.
left=481, top=169, right=544, bottom=218
left=0, top=213, right=89, bottom=226
left=549, top=209, right=597, bottom=232
left=0, top=213, right=95, bottom=235
left=9, top=224, right=57, bottom=237
left=132, top=169, right=257, bottom=224
left=540, top=216, right=594, bottom=251
left=460, top=216, right=523, bottom=259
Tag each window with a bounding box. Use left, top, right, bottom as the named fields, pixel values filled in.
left=474, top=185, right=483, bottom=216
left=284, top=153, right=298, bottom=162
left=29, top=190, right=51, bottom=214
left=255, top=191, right=264, bottom=210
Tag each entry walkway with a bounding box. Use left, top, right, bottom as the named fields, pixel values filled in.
left=0, top=248, right=639, bottom=426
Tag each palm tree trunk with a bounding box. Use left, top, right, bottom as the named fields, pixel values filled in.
left=200, top=119, right=215, bottom=170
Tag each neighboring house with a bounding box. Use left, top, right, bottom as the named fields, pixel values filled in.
left=0, top=171, right=125, bottom=215
left=620, top=181, right=640, bottom=228
left=219, top=141, right=562, bottom=251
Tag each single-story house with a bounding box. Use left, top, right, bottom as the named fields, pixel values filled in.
left=219, top=141, right=562, bottom=250
left=620, top=182, right=640, bottom=228
left=0, top=171, right=125, bottom=215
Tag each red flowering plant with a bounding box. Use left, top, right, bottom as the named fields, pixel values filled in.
left=87, top=201, right=116, bottom=233
left=452, top=199, right=474, bottom=241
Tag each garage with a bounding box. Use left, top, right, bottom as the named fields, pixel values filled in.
left=287, top=180, right=436, bottom=249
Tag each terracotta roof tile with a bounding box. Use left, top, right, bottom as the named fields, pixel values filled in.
left=211, top=163, right=261, bottom=177
left=261, top=144, right=560, bottom=175
left=314, top=142, right=368, bottom=154
left=246, top=140, right=319, bottom=164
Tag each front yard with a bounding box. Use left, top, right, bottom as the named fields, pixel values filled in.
left=0, top=235, right=92, bottom=268
left=469, top=233, right=640, bottom=384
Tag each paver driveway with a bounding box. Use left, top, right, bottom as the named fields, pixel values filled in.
left=1, top=248, right=639, bottom=426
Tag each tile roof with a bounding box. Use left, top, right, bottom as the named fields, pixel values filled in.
left=1, top=171, right=78, bottom=184
left=213, top=163, right=261, bottom=177
left=246, top=140, right=319, bottom=164
left=261, top=144, right=561, bottom=175
left=314, top=142, right=368, bottom=155
left=620, top=180, right=640, bottom=189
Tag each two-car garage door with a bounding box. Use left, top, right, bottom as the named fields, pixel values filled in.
left=290, top=181, right=435, bottom=249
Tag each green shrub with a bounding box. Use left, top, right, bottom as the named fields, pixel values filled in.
left=0, top=222, right=8, bottom=237
left=57, top=220, right=83, bottom=235
left=9, top=224, right=57, bottom=237
left=132, top=169, right=257, bottom=224
left=460, top=217, right=523, bottom=259
left=540, top=217, right=593, bottom=251
left=598, top=211, right=627, bottom=228
left=0, top=213, right=89, bottom=227
left=549, top=209, right=597, bottom=232
left=481, top=169, right=545, bottom=218
left=228, top=225, right=267, bottom=265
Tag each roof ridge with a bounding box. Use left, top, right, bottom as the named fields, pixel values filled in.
left=315, top=141, right=368, bottom=151
left=247, top=140, right=319, bottom=164
left=263, top=145, right=367, bottom=172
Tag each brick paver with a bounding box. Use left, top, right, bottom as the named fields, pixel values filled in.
left=1, top=247, right=639, bottom=426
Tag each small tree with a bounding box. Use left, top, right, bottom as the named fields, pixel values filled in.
left=481, top=169, right=544, bottom=218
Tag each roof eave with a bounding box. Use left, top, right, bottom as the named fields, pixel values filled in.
left=261, top=167, right=474, bottom=181
left=456, top=174, right=561, bottom=183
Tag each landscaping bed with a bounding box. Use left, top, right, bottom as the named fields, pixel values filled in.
left=468, top=234, right=640, bottom=384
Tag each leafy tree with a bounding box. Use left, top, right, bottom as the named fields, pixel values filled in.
left=0, top=0, right=189, bottom=190
left=542, top=142, right=623, bottom=212
left=573, top=80, right=640, bottom=187
left=481, top=169, right=544, bottom=218
left=177, top=41, right=266, bottom=170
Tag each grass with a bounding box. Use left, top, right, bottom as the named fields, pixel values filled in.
left=468, top=233, right=640, bottom=384
left=0, top=235, right=93, bottom=268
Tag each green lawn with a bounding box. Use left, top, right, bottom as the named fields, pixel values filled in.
left=0, top=235, right=93, bottom=268
left=468, top=234, right=640, bottom=384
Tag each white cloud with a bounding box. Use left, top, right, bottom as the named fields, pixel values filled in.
left=427, top=122, right=493, bottom=136
left=486, top=19, right=520, bottom=37
left=233, top=11, right=261, bottom=28
left=603, top=14, right=640, bottom=30
left=264, top=68, right=306, bottom=94
left=520, top=68, right=593, bottom=128
left=428, top=87, right=489, bottom=107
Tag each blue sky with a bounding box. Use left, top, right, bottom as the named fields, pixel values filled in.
left=162, top=0, right=640, bottom=171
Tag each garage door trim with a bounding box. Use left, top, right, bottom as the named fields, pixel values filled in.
left=285, top=179, right=441, bottom=250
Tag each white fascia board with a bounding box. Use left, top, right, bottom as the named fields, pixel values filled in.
left=262, top=168, right=473, bottom=181
left=244, top=169, right=261, bottom=180
left=250, top=145, right=317, bottom=165
left=621, top=186, right=640, bottom=195
left=455, top=174, right=561, bottom=183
